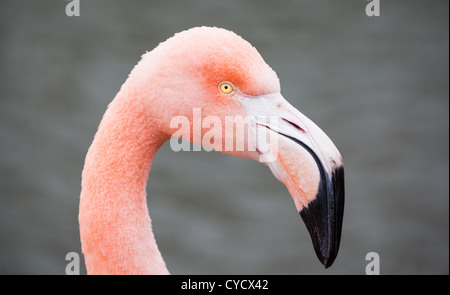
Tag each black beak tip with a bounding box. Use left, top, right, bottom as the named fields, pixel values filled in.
left=300, top=205, right=339, bottom=269
left=314, top=225, right=340, bottom=269
left=319, top=249, right=337, bottom=269
left=278, top=132, right=345, bottom=268
left=299, top=165, right=345, bottom=269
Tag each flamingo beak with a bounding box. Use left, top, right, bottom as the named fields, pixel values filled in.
left=238, top=92, right=345, bottom=268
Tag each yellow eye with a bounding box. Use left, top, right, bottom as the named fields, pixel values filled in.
left=219, top=82, right=234, bottom=94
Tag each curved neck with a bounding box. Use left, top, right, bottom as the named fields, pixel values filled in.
left=79, top=84, right=170, bottom=274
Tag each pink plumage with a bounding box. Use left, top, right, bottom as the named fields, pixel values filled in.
left=79, top=27, right=344, bottom=274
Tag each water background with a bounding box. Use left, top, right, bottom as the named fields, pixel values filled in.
left=0, top=0, right=448, bottom=274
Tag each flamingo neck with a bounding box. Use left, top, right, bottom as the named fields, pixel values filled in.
left=79, top=83, right=170, bottom=274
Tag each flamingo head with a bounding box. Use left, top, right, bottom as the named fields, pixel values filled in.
left=133, top=27, right=344, bottom=268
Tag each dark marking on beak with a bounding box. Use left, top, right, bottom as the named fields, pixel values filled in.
left=299, top=166, right=344, bottom=268
left=278, top=133, right=345, bottom=268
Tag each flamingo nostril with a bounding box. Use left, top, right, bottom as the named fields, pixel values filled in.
left=282, top=118, right=306, bottom=133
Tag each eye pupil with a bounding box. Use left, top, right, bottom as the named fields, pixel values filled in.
left=219, top=82, right=233, bottom=94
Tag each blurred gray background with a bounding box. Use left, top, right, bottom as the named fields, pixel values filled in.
left=0, top=0, right=448, bottom=274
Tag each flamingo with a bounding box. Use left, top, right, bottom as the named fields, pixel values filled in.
left=79, top=27, right=345, bottom=275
